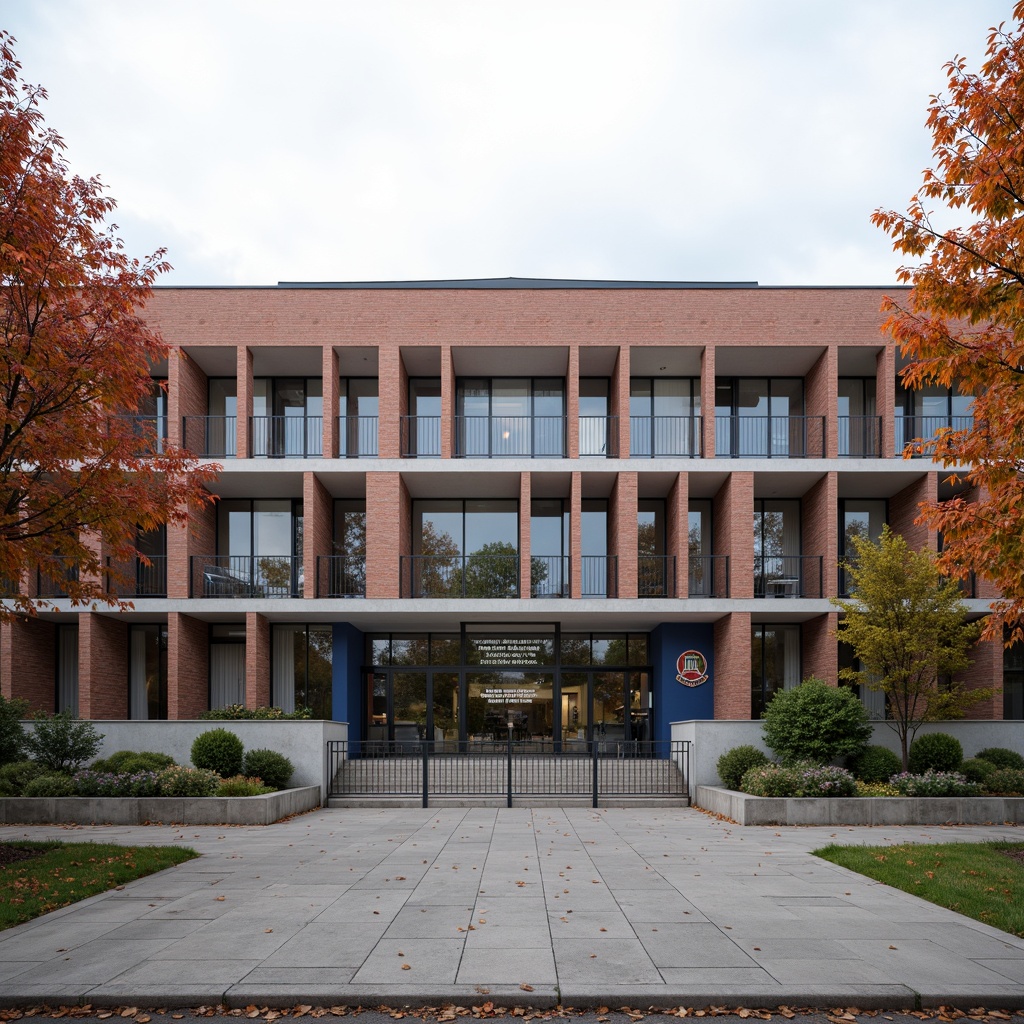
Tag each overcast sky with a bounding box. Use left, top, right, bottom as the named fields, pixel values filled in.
left=2, top=1, right=1012, bottom=287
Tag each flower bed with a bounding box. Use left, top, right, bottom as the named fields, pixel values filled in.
left=694, top=785, right=1024, bottom=826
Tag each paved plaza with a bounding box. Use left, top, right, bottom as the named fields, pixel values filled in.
left=0, top=807, right=1022, bottom=1008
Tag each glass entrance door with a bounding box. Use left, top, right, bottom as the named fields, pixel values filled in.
left=466, top=671, right=555, bottom=746
left=392, top=670, right=428, bottom=747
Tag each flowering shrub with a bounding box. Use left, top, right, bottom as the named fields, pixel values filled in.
left=741, top=761, right=857, bottom=798
left=889, top=770, right=980, bottom=797
left=855, top=780, right=900, bottom=797
left=156, top=764, right=220, bottom=797
left=217, top=775, right=275, bottom=797
left=73, top=769, right=161, bottom=797
left=199, top=704, right=313, bottom=720
left=983, top=768, right=1024, bottom=795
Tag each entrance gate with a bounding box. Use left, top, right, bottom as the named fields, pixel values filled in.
left=327, top=737, right=690, bottom=807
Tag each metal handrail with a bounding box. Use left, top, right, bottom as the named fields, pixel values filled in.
left=688, top=554, right=729, bottom=598
left=182, top=415, right=237, bottom=458
left=897, top=415, right=974, bottom=457
left=106, top=556, right=167, bottom=597
left=400, top=416, right=442, bottom=457
left=578, top=416, right=619, bottom=457
left=581, top=555, right=617, bottom=598
left=530, top=555, right=570, bottom=598
left=400, top=554, right=520, bottom=598
left=714, top=414, right=826, bottom=458
left=454, top=415, right=566, bottom=458
left=338, top=415, right=378, bottom=457
left=638, top=555, right=676, bottom=598
left=629, top=415, right=702, bottom=457
left=250, top=415, right=323, bottom=458
left=190, top=555, right=303, bottom=598
left=838, top=415, right=882, bottom=458
left=316, top=555, right=366, bottom=597
left=754, top=554, right=824, bottom=598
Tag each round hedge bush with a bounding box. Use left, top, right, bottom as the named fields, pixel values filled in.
left=0, top=759, right=45, bottom=796
left=157, top=765, right=220, bottom=797
left=908, top=732, right=963, bottom=774
left=717, top=744, right=769, bottom=790
left=849, top=745, right=902, bottom=784
left=960, top=757, right=997, bottom=784
left=975, top=747, right=1024, bottom=771
left=242, top=748, right=294, bottom=790
left=762, top=677, right=872, bottom=765
left=93, top=750, right=175, bottom=775
left=22, top=773, right=76, bottom=797
left=984, top=768, right=1024, bottom=795
left=190, top=728, right=244, bottom=778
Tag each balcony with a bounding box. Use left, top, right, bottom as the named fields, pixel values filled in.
left=629, top=416, right=702, bottom=458
left=838, top=416, right=883, bottom=458
left=401, top=416, right=441, bottom=457
left=106, top=556, right=167, bottom=597
left=316, top=555, right=366, bottom=597
left=183, top=416, right=236, bottom=458
left=638, top=556, right=676, bottom=598
left=401, top=554, right=520, bottom=598
left=579, top=416, right=619, bottom=457
left=688, top=555, right=730, bottom=597
left=338, top=416, right=378, bottom=457
left=109, top=414, right=168, bottom=456
left=190, top=555, right=302, bottom=598
left=36, top=556, right=79, bottom=598
left=581, top=555, right=617, bottom=598
left=454, top=416, right=566, bottom=458
left=715, top=415, right=826, bottom=458
left=897, top=415, right=974, bottom=457
left=530, top=555, right=570, bottom=598
left=754, top=555, right=823, bottom=598
left=250, top=416, right=323, bottom=458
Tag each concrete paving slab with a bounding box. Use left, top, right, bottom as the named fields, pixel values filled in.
left=552, top=938, right=663, bottom=984
left=456, top=945, right=557, bottom=985
left=349, top=937, right=464, bottom=985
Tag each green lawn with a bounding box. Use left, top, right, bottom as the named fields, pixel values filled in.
left=0, top=840, right=199, bottom=930
left=814, top=841, right=1024, bottom=937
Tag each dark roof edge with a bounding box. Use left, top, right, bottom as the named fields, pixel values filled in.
left=275, top=277, right=759, bottom=289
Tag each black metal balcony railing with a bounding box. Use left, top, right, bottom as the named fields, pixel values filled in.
left=182, top=416, right=237, bottom=458
left=896, top=415, right=974, bottom=457
left=638, top=555, right=676, bottom=598
left=838, top=415, right=883, bottom=458
left=401, top=555, right=520, bottom=598
left=401, top=416, right=442, bottom=457
left=109, top=414, right=168, bottom=456
left=454, top=416, right=566, bottom=458
left=190, top=555, right=302, bottom=598
left=629, top=416, right=702, bottom=458
left=106, top=556, right=167, bottom=597
left=754, top=555, right=824, bottom=598
left=581, top=555, right=617, bottom=599
left=338, top=416, right=379, bottom=457
left=316, top=555, right=366, bottom=597
left=36, top=556, right=79, bottom=598
left=250, top=416, right=323, bottom=458
left=688, top=554, right=730, bottom=598
left=530, top=555, right=570, bottom=598
left=579, top=416, right=619, bottom=457
left=714, top=415, right=826, bottom=458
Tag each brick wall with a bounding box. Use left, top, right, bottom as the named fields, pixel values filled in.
left=613, top=472, right=638, bottom=599
left=78, top=614, right=129, bottom=719
left=0, top=617, right=56, bottom=712
left=666, top=472, right=688, bottom=598
left=236, top=346, right=253, bottom=459
left=890, top=474, right=938, bottom=552
left=378, top=345, right=400, bottom=459
left=805, top=346, right=837, bottom=458
left=366, top=473, right=402, bottom=598
left=169, top=347, right=208, bottom=449
left=801, top=612, right=838, bottom=685
left=167, top=613, right=209, bottom=718
left=714, top=472, right=754, bottom=599
left=322, top=346, right=339, bottom=458
left=802, top=472, right=837, bottom=598
left=960, top=635, right=1002, bottom=720
left=714, top=612, right=752, bottom=718
left=167, top=497, right=216, bottom=599
left=245, top=612, right=270, bottom=707
left=304, top=472, right=332, bottom=599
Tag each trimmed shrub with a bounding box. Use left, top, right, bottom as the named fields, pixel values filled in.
left=217, top=775, right=275, bottom=797
left=975, top=747, right=1024, bottom=771
left=190, top=728, right=244, bottom=778
left=717, top=745, right=769, bottom=790
left=741, top=761, right=857, bottom=798
left=908, top=732, right=963, bottom=774
left=855, top=780, right=899, bottom=797
left=23, top=711, right=103, bottom=773
left=960, top=757, right=997, bottom=785
left=157, top=765, right=220, bottom=797
left=762, top=677, right=872, bottom=765
left=890, top=770, right=980, bottom=797
left=984, top=768, right=1024, bottom=795
left=0, top=693, right=30, bottom=766
left=0, top=759, right=45, bottom=796
left=73, top=769, right=161, bottom=797
left=22, top=773, right=76, bottom=797
left=199, top=704, right=313, bottom=720
left=242, top=749, right=294, bottom=790
left=91, top=750, right=175, bottom=774
left=850, top=745, right=902, bottom=784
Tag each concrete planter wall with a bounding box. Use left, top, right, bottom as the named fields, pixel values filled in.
left=20, top=719, right=348, bottom=803
left=695, top=785, right=1024, bottom=826
left=0, top=786, right=321, bottom=826
left=673, top=719, right=1024, bottom=789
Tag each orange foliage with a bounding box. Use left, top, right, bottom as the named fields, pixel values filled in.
left=0, top=33, right=215, bottom=616
left=872, top=4, right=1024, bottom=644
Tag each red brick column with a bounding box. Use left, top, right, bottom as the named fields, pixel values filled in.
left=805, top=346, right=837, bottom=458
left=613, top=472, right=638, bottom=599
left=236, top=346, right=253, bottom=459
left=801, top=612, right=838, bottom=685
left=714, top=472, right=754, bottom=599
left=304, top=472, right=332, bottom=599
left=570, top=471, right=582, bottom=598
left=701, top=345, right=716, bottom=459
left=802, top=472, right=838, bottom=598
left=566, top=345, right=580, bottom=459
left=878, top=345, right=897, bottom=460
left=962, top=635, right=1003, bottom=720
left=322, top=346, right=339, bottom=459
left=0, top=618, right=56, bottom=712
left=366, top=472, right=403, bottom=598
left=714, top=612, right=752, bottom=718
left=378, top=345, right=401, bottom=459
left=167, top=613, right=209, bottom=719
left=612, top=347, right=630, bottom=459
left=441, top=345, right=454, bottom=459
left=78, top=614, right=129, bottom=719
left=246, top=612, right=271, bottom=708
left=666, top=472, right=688, bottom=599
left=890, top=474, right=938, bottom=552
left=519, top=472, right=532, bottom=598
left=167, top=498, right=216, bottom=599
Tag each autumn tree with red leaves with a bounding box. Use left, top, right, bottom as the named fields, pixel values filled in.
left=873, top=3, right=1024, bottom=644
left=0, top=33, right=214, bottom=616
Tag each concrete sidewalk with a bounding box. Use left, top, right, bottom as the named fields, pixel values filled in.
left=0, top=808, right=1022, bottom=1008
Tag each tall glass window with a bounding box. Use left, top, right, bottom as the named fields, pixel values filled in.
left=252, top=377, right=323, bottom=457
left=214, top=499, right=303, bottom=597
left=754, top=499, right=801, bottom=596
left=715, top=378, right=805, bottom=456
left=272, top=623, right=333, bottom=717
left=751, top=624, right=801, bottom=718
left=839, top=499, right=886, bottom=594
left=579, top=379, right=612, bottom=456
left=205, top=378, right=237, bottom=457
left=530, top=499, right=569, bottom=597
left=456, top=378, right=565, bottom=456
left=210, top=623, right=245, bottom=709
left=838, top=378, right=878, bottom=457
left=57, top=623, right=79, bottom=714
left=327, top=500, right=366, bottom=597
left=688, top=499, right=714, bottom=596
left=637, top=499, right=668, bottom=596
left=581, top=498, right=610, bottom=597
left=629, top=378, right=700, bottom=456
left=896, top=383, right=973, bottom=451
left=1004, top=642, right=1024, bottom=720
left=129, top=624, right=167, bottom=720
left=339, top=378, right=379, bottom=456
left=407, top=378, right=442, bottom=456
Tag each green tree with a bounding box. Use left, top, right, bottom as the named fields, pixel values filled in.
left=831, top=526, right=986, bottom=770
left=464, top=540, right=523, bottom=598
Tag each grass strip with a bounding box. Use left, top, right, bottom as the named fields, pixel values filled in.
left=0, top=840, right=199, bottom=930
left=814, top=841, right=1024, bottom=937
